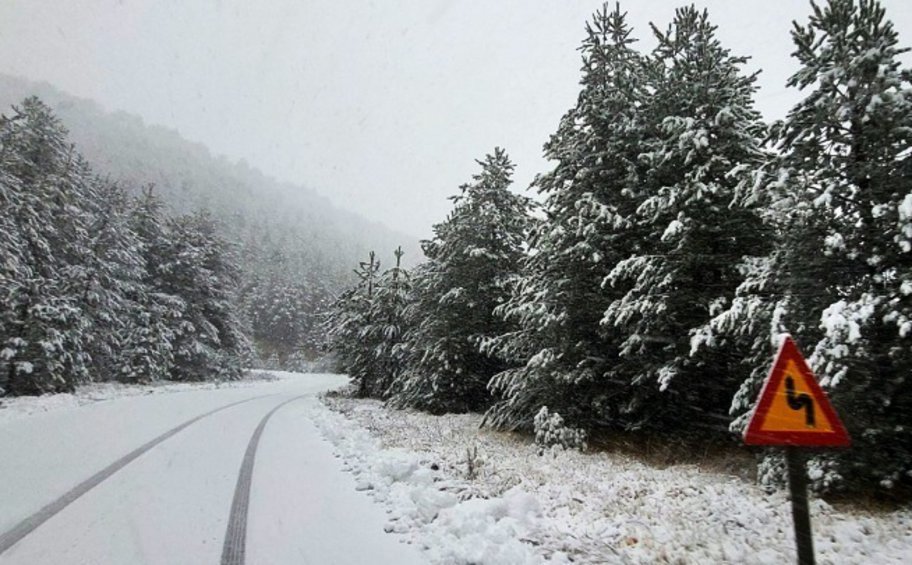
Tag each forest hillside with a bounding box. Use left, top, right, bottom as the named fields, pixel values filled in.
left=0, top=74, right=420, bottom=366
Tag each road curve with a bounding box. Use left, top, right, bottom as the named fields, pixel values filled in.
left=0, top=395, right=270, bottom=556
left=0, top=374, right=426, bottom=564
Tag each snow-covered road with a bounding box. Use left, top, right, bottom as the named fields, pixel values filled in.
left=0, top=373, right=426, bottom=565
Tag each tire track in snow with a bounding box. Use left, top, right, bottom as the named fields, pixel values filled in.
left=221, top=395, right=305, bottom=565
left=0, top=394, right=272, bottom=556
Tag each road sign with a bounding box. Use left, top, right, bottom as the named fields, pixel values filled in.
left=744, top=335, right=852, bottom=565
left=744, top=335, right=850, bottom=447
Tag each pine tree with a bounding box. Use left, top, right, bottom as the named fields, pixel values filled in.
left=391, top=148, right=532, bottom=414
left=712, top=0, right=912, bottom=492
left=0, top=107, right=31, bottom=396
left=0, top=97, right=94, bottom=394
left=600, top=6, right=769, bottom=433
left=325, top=251, right=379, bottom=396
left=361, top=247, right=411, bottom=398
left=0, top=97, right=255, bottom=394
left=240, top=249, right=311, bottom=366
left=163, top=211, right=250, bottom=381
left=123, top=189, right=251, bottom=383
left=122, top=186, right=183, bottom=382
left=75, top=179, right=147, bottom=380
left=485, top=5, right=649, bottom=430
left=236, top=219, right=342, bottom=366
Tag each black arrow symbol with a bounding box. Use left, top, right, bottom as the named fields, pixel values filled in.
left=785, top=376, right=815, bottom=427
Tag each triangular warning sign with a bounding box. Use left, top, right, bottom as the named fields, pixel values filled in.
left=744, top=335, right=850, bottom=447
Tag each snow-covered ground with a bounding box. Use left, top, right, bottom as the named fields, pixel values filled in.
left=3, top=372, right=910, bottom=564
left=0, top=371, right=277, bottom=425
left=0, top=372, right=424, bottom=565
left=317, top=393, right=912, bottom=565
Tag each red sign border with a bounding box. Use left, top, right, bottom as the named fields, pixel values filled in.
left=743, top=335, right=850, bottom=447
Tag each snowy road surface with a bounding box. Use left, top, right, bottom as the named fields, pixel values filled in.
left=0, top=373, right=426, bottom=565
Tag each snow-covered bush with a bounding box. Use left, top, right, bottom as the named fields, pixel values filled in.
left=533, top=406, right=587, bottom=452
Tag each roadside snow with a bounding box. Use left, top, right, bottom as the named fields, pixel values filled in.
left=6, top=375, right=909, bottom=564
left=315, top=394, right=912, bottom=565
left=313, top=397, right=544, bottom=564
left=0, top=371, right=277, bottom=425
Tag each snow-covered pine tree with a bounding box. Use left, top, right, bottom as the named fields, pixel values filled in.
left=391, top=148, right=532, bottom=414
left=75, top=178, right=147, bottom=380
left=296, top=277, right=331, bottom=360
left=0, top=97, right=95, bottom=394
left=163, top=211, right=250, bottom=381
left=122, top=186, right=183, bottom=382
left=485, top=5, right=649, bottom=431
left=360, top=246, right=411, bottom=399
left=712, top=0, right=912, bottom=492
left=235, top=218, right=338, bottom=366
left=600, top=6, right=769, bottom=433
left=0, top=106, right=31, bottom=396
left=241, top=249, right=310, bottom=367
left=324, top=251, right=379, bottom=396
left=0, top=97, right=253, bottom=393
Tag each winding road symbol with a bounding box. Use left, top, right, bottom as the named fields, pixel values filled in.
left=785, top=376, right=815, bottom=428
left=743, top=335, right=850, bottom=447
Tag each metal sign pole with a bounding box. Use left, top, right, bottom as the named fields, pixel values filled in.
left=785, top=448, right=815, bottom=565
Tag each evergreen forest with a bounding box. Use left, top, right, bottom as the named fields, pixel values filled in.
left=326, top=0, right=912, bottom=495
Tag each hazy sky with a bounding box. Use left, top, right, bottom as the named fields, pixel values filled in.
left=1, top=0, right=910, bottom=238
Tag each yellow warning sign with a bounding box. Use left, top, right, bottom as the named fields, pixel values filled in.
left=759, top=359, right=835, bottom=433
left=744, top=335, right=850, bottom=447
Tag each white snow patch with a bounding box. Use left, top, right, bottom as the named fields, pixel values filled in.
left=312, top=398, right=543, bottom=564
left=661, top=219, right=684, bottom=242
left=317, top=394, right=912, bottom=564
left=901, top=280, right=912, bottom=296
left=824, top=232, right=845, bottom=253
left=900, top=193, right=912, bottom=221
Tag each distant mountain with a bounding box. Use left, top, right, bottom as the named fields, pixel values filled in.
left=0, top=74, right=421, bottom=365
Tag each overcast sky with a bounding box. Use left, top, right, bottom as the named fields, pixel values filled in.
left=1, top=0, right=910, bottom=238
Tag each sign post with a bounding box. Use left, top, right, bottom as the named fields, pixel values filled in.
left=743, top=335, right=850, bottom=565
left=785, top=448, right=814, bottom=565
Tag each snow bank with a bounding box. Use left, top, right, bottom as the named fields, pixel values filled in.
left=311, top=399, right=544, bottom=564
left=315, top=395, right=912, bottom=564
